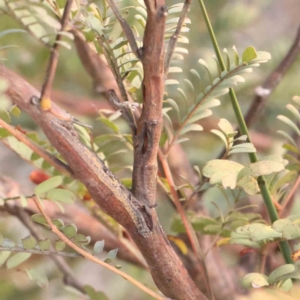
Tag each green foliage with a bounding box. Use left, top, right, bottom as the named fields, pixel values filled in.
left=277, top=95, right=300, bottom=171
left=202, top=155, right=287, bottom=195
left=230, top=215, right=300, bottom=249
left=242, top=264, right=300, bottom=290
left=172, top=210, right=264, bottom=237
left=163, top=47, right=271, bottom=147
left=211, top=118, right=256, bottom=156
left=84, top=285, right=109, bottom=300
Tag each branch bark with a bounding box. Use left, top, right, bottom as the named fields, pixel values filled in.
left=244, top=23, right=300, bottom=128
left=132, top=0, right=167, bottom=208
left=0, top=65, right=206, bottom=300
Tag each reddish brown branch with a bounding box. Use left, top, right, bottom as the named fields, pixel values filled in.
left=0, top=65, right=206, bottom=300
left=106, top=0, right=141, bottom=58
left=40, top=0, right=73, bottom=109
left=32, top=196, right=164, bottom=300
left=164, top=0, right=191, bottom=74
left=132, top=0, right=167, bottom=208
left=244, top=24, right=300, bottom=128
left=0, top=118, right=71, bottom=175
left=71, top=30, right=120, bottom=96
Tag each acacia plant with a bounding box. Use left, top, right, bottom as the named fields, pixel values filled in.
left=1, top=0, right=300, bottom=299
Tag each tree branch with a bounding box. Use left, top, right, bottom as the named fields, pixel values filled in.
left=0, top=118, right=71, bottom=175
left=245, top=23, right=300, bottom=128
left=40, top=0, right=73, bottom=110
left=106, top=0, right=141, bottom=59
left=2, top=188, right=86, bottom=294
left=164, top=0, right=191, bottom=74
left=32, top=196, right=164, bottom=300
left=0, top=65, right=206, bottom=300
left=132, top=0, right=167, bottom=208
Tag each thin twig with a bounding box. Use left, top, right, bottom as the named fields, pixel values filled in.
left=0, top=119, right=71, bottom=175
left=164, top=0, right=191, bottom=74
left=0, top=246, right=80, bottom=258
left=260, top=245, right=269, bottom=274
left=279, top=175, right=300, bottom=217
left=106, top=0, right=141, bottom=58
left=96, top=35, right=129, bottom=103
left=32, top=196, right=165, bottom=300
left=245, top=24, right=300, bottom=128
left=39, top=0, right=73, bottom=110
left=157, top=149, right=214, bottom=300
left=8, top=205, right=86, bottom=294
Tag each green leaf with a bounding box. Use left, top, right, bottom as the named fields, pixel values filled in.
left=10, top=105, right=21, bottom=117
left=179, top=124, right=203, bottom=135
left=0, top=251, right=11, bottom=267
left=211, top=129, right=227, bottom=148
left=232, top=45, right=239, bottom=66
left=52, top=219, right=65, bottom=230
left=277, top=115, right=300, bottom=136
left=6, top=253, right=31, bottom=269
left=20, top=194, right=28, bottom=207
left=242, top=46, right=257, bottom=63
left=0, top=128, right=10, bottom=138
left=0, top=109, right=11, bottom=123
left=93, top=241, right=105, bottom=254
left=38, top=239, right=51, bottom=251
left=186, top=109, right=212, bottom=125
left=55, top=240, right=66, bottom=252
left=272, top=219, right=300, bottom=240
left=0, top=29, right=27, bottom=38
left=165, top=98, right=180, bottom=120
left=55, top=40, right=71, bottom=49
left=280, top=278, right=293, bottom=292
left=268, top=264, right=300, bottom=284
left=203, top=159, right=244, bottom=189
left=61, top=224, right=77, bottom=238
left=22, top=236, right=36, bottom=250
left=107, top=249, right=118, bottom=260
left=46, top=189, right=75, bottom=204
left=1, top=238, right=15, bottom=248
left=94, top=134, right=122, bottom=147
left=98, top=118, right=119, bottom=133
left=237, top=176, right=259, bottom=195
left=120, top=178, right=132, bottom=189
left=34, top=176, right=63, bottom=195
left=26, top=269, right=48, bottom=288
left=230, top=238, right=261, bottom=249
left=74, top=234, right=91, bottom=245
left=84, top=285, right=109, bottom=300
left=218, top=118, right=234, bottom=135
left=286, top=104, right=300, bottom=123
left=272, top=171, right=297, bottom=193
left=31, top=214, right=48, bottom=227
left=249, top=226, right=282, bottom=242
left=229, top=143, right=256, bottom=155
left=248, top=160, right=285, bottom=177
left=242, top=273, right=269, bottom=288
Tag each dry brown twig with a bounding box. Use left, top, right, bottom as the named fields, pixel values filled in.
left=164, top=0, right=192, bottom=74
left=32, top=196, right=164, bottom=300
left=39, top=0, right=73, bottom=110
left=245, top=24, right=300, bottom=128
left=0, top=176, right=86, bottom=295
